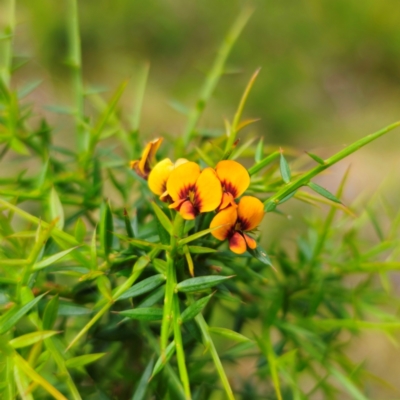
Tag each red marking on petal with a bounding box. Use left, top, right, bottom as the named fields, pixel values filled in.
left=221, top=180, right=239, bottom=198
left=179, top=200, right=197, bottom=220
left=229, top=232, right=247, bottom=254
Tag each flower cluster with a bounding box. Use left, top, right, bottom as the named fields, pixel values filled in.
left=131, top=138, right=265, bottom=254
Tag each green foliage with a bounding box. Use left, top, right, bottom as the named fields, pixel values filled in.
left=0, top=2, right=400, bottom=400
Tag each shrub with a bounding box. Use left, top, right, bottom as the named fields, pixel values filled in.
left=1, top=4, right=399, bottom=400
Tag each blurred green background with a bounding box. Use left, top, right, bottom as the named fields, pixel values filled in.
left=14, top=0, right=400, bottom=146
left=5, top=1, right=400, bottom=395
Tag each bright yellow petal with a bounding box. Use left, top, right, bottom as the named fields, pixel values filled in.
left=138, top=138, right=160, bottom=175
left=215, top=160, right=250, bottom=199
left=210, top=206, right=237, bottom=241
left=137, top=143, right=152, bottom=174
left=147, top=137, right=163, bottom=161
left=229, top=232, right=247, bottom=254
left=131, top=137, right=163, bottom=178
left=148, top=158, right=174, bottom=195
left=194, top=168, right=222, bottom=213
left=237, top=196, right=264, bottom=231
left=174, top=158, right=189, bottom=167
left=166, top=162, right=201, bottom=202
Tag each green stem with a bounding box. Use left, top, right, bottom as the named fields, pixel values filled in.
left=194, top=312, right=235, bottom=400
left=66, top=249, right=159, bottom=351
left=66, top=0, right=85, bottom=154
left=160, top=252, right=176, bottom=355
left=142, top=325, right=187, bottom=400
left=172, top=279, right=191, bottom=398
left=180, top=7, right=253, bottom=149
left=5, top=355, right=15, bottom=400
left=264, top=121, right=400, bottom=211
left=311, top=165, right=351, bottom=262
left=45, top=337, right=82, bottom=400
left=262, top=327, right=283, bottom=400
left=0, top=0, right=15, bottom=88
left=223, top=68, right=260, bottom=157
left=160, top=213, right=191, bottom=398
left=16, top=221, right=56, bottom=301
left=248, top=150, right=280, bottom=176
left=131, top=63, right=149, bottom=133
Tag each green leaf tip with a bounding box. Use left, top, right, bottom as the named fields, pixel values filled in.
left=279, top=150, right=291, bottom=184
left=308, top=182, right=341, bottom=204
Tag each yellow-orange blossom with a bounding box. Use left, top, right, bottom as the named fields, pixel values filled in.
left=166, top=162, right=222, bottom=220
left=210, top=196, right=264, bottom=254
left=130, top=138, right=163, bottom=179
left=132, top=139, right=264, bottom=252
left=215, top=160, right=250, bottom=210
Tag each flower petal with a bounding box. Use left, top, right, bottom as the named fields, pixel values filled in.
left=237, top=196, right=265, bottom=231
left=179, top=200, right=197, bottom=220
left=139, top=138, right=163, bottom=173
left=148, top=158, right=174, bottom=195
left=160, top=190, right=170, bottom=203
left=219, top=192, right=237, bottom=211
left=167, top=162, right=201, bottom=202
left=229, top=232, right=247, bottom=254
left=210, top=206, right=237, bottom=241
left=243, top=233, right=257, bottom=249
left=169, top=198, right=186, bottom=210
left=130, top=137, right=163, bottom=178
left=129, top=159, right=139, bottom=170
left=174, top=158, right=189, bottom=167
left=216, top=160, right=250, bottom=199
left=146, top=137, right=163, bottom=161
left=194, top=168, right=222, bottom=213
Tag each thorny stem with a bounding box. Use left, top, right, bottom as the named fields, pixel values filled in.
left=264, top=121, right=400, bottom=211
left=223, top=68, right=260, bottom=157
left=180, top=7, right=253, bottom=150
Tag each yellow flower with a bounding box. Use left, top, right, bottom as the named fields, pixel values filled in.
left=215, top=160, right=250, bottom=210
left=148, top=158, right=188, bottom=201
left=130, top=137, right=163, bottom=179
left=210, top=196, right=264, bottom=254
left=166, top=162, right=222, bottom=220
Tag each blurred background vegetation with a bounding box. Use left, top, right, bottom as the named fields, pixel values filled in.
left=13, top=0, right=400, bottom=145
left=2, top=0, right=400, bottom=397
left=11, top=0, right=400, bottom=216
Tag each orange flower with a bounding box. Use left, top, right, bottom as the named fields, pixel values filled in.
left=130, top=138, right=163, bottom=179
left=166, top=162, right=222, bottom=220
left=215, top=160, right=250, bottom=210
left=210, top=196, right=264, bottom=254
left=148, top=158, right=188, bottom=201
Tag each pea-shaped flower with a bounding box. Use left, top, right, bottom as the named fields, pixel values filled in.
left=130, top=138, right=163, bottom=179
left=215, top=160, right=250, bottom=210
left=210, top=196, right=264, bottom=254
left=167, top=162, right=222, bottom=220
left=148, top=158, right=188, bottom=201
